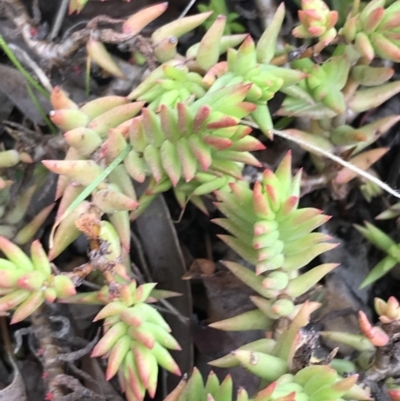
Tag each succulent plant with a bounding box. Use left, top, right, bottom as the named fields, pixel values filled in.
left=375, top=201, right=400, bottom=220
left=354, top=221, right=400, bottom=288
left=128, top=64, right=209, bottom=110
left=45, top=79, right=264, bottom=229
left=44, top=90, right=144, bottom=261
left=215, top=37, right=305, bottom=137
left=287, top=54, right=350, bottom=115
left=212, top=151, right=337, bottom=319
left=163, top=357, right=369, bottom=401
left=68, top=0, right=89, bottom=14
left=321, top=296, right=400, bottom=355
left=197, top=0, right=246, bottom=35
left=86, top=281, right=181, bottom=401
left=0, top=148, right=55, bottom=245
left=388, top=385, right=400, bottom=401
left=318, top=296, right=400, bottom=401
left=0, top=237, right=76, bottom=323
left=0, top=149, right=31, bottom=169
left=341, top=0, right=400, bottom=62
left=210, top=301, right=321, bottom=373
left=375, top=296, right=400, bottom=323
left=279, top=54, right=400, bottom=120
left=0, top=183, right=55, bottom=245
left=293, top=0, right=339, bottom=46
left=42, top=3, right=305, bottom=256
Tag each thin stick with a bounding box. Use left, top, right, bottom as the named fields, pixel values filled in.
left=179, top=0, right=196, bottom=19
left=49, top=0, right=69, bottom=40
left=272, top=128, right=400, bottom=199
left=8, top=44, right=53, bottom=92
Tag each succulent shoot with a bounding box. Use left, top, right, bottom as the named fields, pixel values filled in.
left=293, top=0, right=339, bottom=46
left=89, top=281, right=181, bottom=400
left=163, top=358, right=367, bottom=401
left=0, top=237, right=76, bottom=323
left=354, top=221, right=400, bottom=288
left=213, top=152, right=338, bottom=319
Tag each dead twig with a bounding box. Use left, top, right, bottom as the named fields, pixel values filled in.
left=30, top=304, right=66, bottom=401
left=56, top=331, right=99, bottom=362
left=54, top=374, right=123, bottom=401
left=7, top=43, right=53, bottom=92
left=3, top=0, right=138, bottom=65
left=49, top=0, right=69, bottom=40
